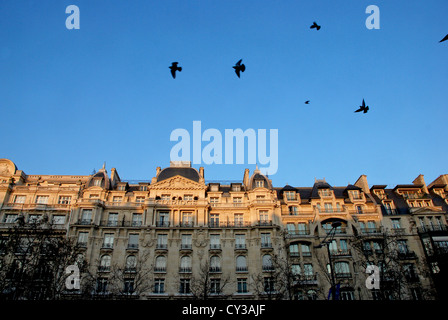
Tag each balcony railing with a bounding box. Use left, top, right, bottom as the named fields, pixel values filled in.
left=98, top=266, right=111, bottom=272
left=236, top=266, right=248, bottom=272
left=418, top=224, right=448, bottom=233
left=101, top=243, right=114, bottom=249
left=127, top=244, right=139, bottom=250
left=209, top=267, right=222, bottom=273
left=156, top=221, right=170, bottom=227
left=209, top=244, right=222, bottom=250
left=156, top=244, right=168, bottom=250
left=153, top=267, right=166, bottom=273
left=180, top=244, right=192, bottom=250
left=179, top=267, right=192, bottom=273
left=257, top=220, right=273, bottom=226
left=330, top=249, right=351, bottom=257
left=262, top=265, right=275, bottom=272
left=235, top=244, right=247, bottom=250
left=261, top=242, right=273, bottom=249
left=397, top=251, right=417, bottom=260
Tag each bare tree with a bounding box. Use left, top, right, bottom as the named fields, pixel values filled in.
left=189, top=258, right=230, bottom=300
left=0, top=217, right=89, bottom=300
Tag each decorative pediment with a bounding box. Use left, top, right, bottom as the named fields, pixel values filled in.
left=149, top=175, right=206, bottom=190
left=410, top=206, right=443, bottom=215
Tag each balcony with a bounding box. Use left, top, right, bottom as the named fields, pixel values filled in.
left=335, top=272, right=352, bottom=279
left=418, top=224, right=448, bottom=234
left=75, top=219, right=93, bottom=226
left=261, top=242, right=273, bottom=249
left=360, top=227, right=383, bottom=235
left=101, top=243, right=114, bottom=250
left=330, top=249, right=351, bottom=257
left=179, top=221, right=194, bottom=228
left=156, top=221, right=170, bottom=228
left=235, top=244, right=247, bottom=250
left=286, top=230, right=310, bottom=238
left=296, top=274, right=318, bottom=286
left=257, top=220, right=273, bottom=227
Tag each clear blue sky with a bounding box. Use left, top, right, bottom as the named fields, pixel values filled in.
left=0, top=0, right=447, bottom=188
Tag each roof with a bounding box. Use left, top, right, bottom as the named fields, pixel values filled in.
left=157, top=167, right=200, bottom=183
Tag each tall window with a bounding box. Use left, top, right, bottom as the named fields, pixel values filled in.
left=210, top=279, right=221, bottom=294
left=103, top=234, right=114, bottom=249
left=132, top=213, right=142, bottom=226
left=158, top=211, right=169, bottom=227
left=302, top=244, right=311, bottom=257
left=261, top=233, right=271, bottom=248
left=125, top=255, right=137, bottom=272
left=289, top=244, right=299, bottom=257
left=210, top=197, right=219, bottom=206
left=96, top=278, right=108, bottom=293
left=181, top=234, right=192, bottom=249
left=155, top=256, right=167, bottom=272
left=180, top=256, right=192, bottom=273
left=52, top=215, right=66, bottom=225
left=14, top=195, right=26, bottom=204
left=210, top=234, right=221, bottom=249
left=154, top=279, right=165, bottom=293
left=334, top=262, right=350, bottom=277
left=179, top=279, right=191, bottom=294
left=235, top=234, right=246, bottom=249
left=108, top=213, right=118, bottom=226
left=135, top=196, right=145, bottom=203
left=210, top=214, right=219, bottom=227
left=391, top=218, right=401, bottom=229
left=77, top=232, right=88, bottom=247
left=259, top=210, right=269, bottom=224
left=99, top=255, right=111, bottom=272
left=210, top=256, right=221, bottom=272
left=255, top=180, right=265, bottom=188
left=285, top=191, right=295, bottom=201
left=128, top=234, right=139, bottom=249
left=234, top=214, right=244, bottom=226
left=236, top=256, right=247, bottom=272
left=298, top=223, right=308, bottom=235
left=182, top=212, right=193, bottom=226
left=237, top=278, right=248, bottom=293
left=262, top=254, right=273, bottom=271
left=123, top=279, right=135, bottom=294
left=81, top=209, right=92, bottom=224
left=157, top=234, right=168, bottom=249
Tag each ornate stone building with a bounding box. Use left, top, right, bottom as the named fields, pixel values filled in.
left=0, top=158, right=447, bottom=300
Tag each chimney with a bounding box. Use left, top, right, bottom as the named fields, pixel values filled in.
left=413, top=174, right=429, bottom=194
left=199, top=167, right=204, bottom=179
left=354, top=175, right=370, bottom=194
left=243, top=169, right=250, bottom=188
left=156, top=167, right=161, bottom=176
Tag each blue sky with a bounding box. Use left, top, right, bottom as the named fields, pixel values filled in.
left=0, top=0, right=447, bottom=188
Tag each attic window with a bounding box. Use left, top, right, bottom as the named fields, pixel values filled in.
left=320, top=189, right=331, bottom=197
left=93, top=179, right=102, bottom=187
left=255, top=180, right=264, bottom=188
left=285, top=191, right=295, bottom=201
left=232, top=185, right=241, bottom=192
left=117, top=185, right=126, bottom=191
left=139, top=185, right=148, bottom=191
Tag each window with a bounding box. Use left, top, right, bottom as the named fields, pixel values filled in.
left=161, top=194, right=170, bottom=201
left=237, top=278, right=248, bottom=293
left=285, top=191, right=295, bottom=201
left=157, top=234, right=168, bottom=249
left=232, top=184, right=241, bottom=192
left=139, top=185, right=148, bottom=191
left=264, top=277, right=275, bottom=293
left=255, top=180, right=265, bottom=188
left=181, top=234, right=192, bottom=249
left=236, top=256, right=248, bottom=272
left=96, top=278, right=108, bottom=293
left=180, top=256, right=192, bottom=273
left=125, top=255, right=137, bottom=271
left=320, top=189, right=331, bottom=197
left=155, top=256, right=167, bottom=272
left=289, top=206, right=298, bottom=215
left=233, top=197, right=242, bottom=206
left=235, top=234, right=246, bottom=249
left=89, top=194, right=99, bottom=199
left=157, top=211, right=169, bottom=227
left=181, top=212, right=193, bottom=226
left=259, top=210, right=269, bottom=224
left=52, top=215, right=66, bottom=225
left=210, top=234, right=221, bottom=249
left=210, top=279, right=221, bottom=294
left=117, top=185, right=126, bottom=191
left=179, top=279, right=191, bottom=294
left=99, top=255, right=111, bottom=272
left=58, top=196, right=71, bottom=205
left=302, top=244, right=311, bottom=257
left=303, top=264, right=314, bottom=277
left=154, top=279, right=165, bottom=293
left=292, top=264, right=301, bottom=276
left=123, top=279, right=135, bottom=294
left=298, top=223, right=308, bottom=235
left=14, top=195, right=26, bottom=204
left=324, top=203, right=333, bottom=213
left=184, top=194, right=193, bottom=201
left=112, top=196, right=122, bottom=203
left=334, top=262, right=351, bottom=278
left=397, top=240, right=409, bottom=254
left=128, top=234, right=139, bottom=249
left=234, top=214, right=244, bottom=226
left=391, top=218, right=401, bottom=229
left=210, top=214, right=219, bottom=227
left=78, top=232, right=88, bottom=247
left=81, top=209, right=92, bottom=224
left=261, top=233, right=271, bottom=248
left=356, top=205, right=363, bottom=214
left=384, top=202, right=393, bottom=215
left=340, top=289, right=355, bottom=300
left=28, top=214, right=41, bottom=223
left=135, top=196, right=145, bottom=203
left=93, top=179, right=102, bottom=187
left=210, top=256, right=221, bottom=272
left=289, top=244, right=299, bottom=257
left=132, top=213, right=142, bottom=226
left=35, top=195, right=49, bottom=204
left=262, top=254, right=273, bottom=271
left=287, top=223, right=296, bottom=235
left=210, top=197, right=219, bottom=206
left=103, top=234, right=114, bottom=249
left=108, top=213, right=118, bottom=226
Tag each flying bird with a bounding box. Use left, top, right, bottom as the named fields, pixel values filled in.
left=169, top=62, right=182, bottom=79
left=305, top=100, right=310, bottom=104
left=233, top=59, right=246, bottom=78
left=310, top=22, right=321, bottom=30
left=354, top=99, right=369, bottom=113
left=440, top=34, right=448, bottom=43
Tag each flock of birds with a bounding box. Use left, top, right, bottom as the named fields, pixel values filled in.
left=168, top=22, right=448, bottom=115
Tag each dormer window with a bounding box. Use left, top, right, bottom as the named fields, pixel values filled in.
left=232, top=184, right=241, bottom=192
left=161, top=194, right=170, bottom=201
left=93, top=179, right=102, bottom=187
left=350, top=190, right=362, bottom=200
left=320, top=189, right=331, bottom=197
left=255, top=180, right=265, bottom=188
left=374, top=190, right=386, bottom=199
left=285, top=191, right=296, bottom=201
left=139, top=185, right=148, bottom=191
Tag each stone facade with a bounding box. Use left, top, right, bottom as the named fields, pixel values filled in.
left=0, top=158, right=447, bottom=300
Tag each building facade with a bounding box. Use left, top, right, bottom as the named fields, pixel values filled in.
left=0, top=158, right=447, bottom=300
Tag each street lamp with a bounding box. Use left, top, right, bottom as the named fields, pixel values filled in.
left=315, top=221, right=342, bottom=300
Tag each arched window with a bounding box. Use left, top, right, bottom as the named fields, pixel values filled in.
left=99, top=255, right=111, bottom=271
left=210, top=256, right=221, bottom=272
left=262, top=254, right=273, bottom=271
left=155, top=255, right=166, bottom=272
left=126, top=255, right=136, bottom=271
left=236, top=256, right=247, bottom=272
left=180, top=256, right=192, bottom=273
left=334, top=261, right=351, bottom=278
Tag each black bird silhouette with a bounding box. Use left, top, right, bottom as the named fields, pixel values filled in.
left=354, top=99, right=369, bottom=113
left=169, top=62, right=182, bottom=79
left=305, top=100, right=310, bottom=104
left=440, top=34, right=448, bottom=43
left=310, top=22, right=321, bottom=30
left=233, top=59, right=246, bottom=78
